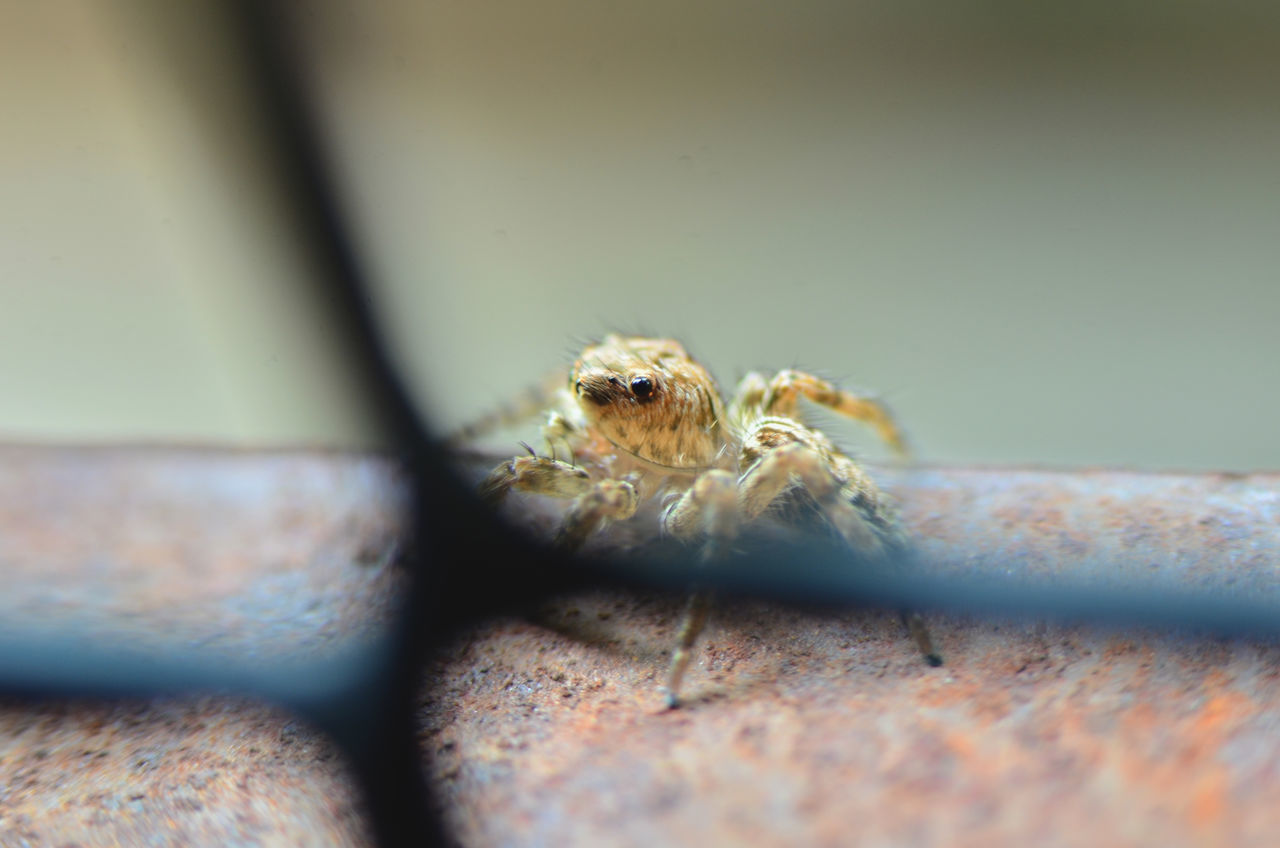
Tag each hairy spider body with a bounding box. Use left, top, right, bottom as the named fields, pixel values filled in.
left=476, top=334, right=938, bottom=706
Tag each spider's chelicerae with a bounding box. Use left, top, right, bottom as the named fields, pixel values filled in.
left=474, top=334, right=940, bottom=707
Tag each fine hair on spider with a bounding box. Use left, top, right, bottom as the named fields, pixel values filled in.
left=465, top=334, right=941, bottom=707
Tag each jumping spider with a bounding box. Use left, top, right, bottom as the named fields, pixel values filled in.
left=473, top=335, right=940, bottom=707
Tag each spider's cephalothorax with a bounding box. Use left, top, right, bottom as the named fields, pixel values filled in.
left=474, top=334, right=938, bottom=706
left=571, top=336, right=725, bottom=472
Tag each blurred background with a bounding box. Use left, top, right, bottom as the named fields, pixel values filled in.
left=2, top=1, right=1277, bottom=469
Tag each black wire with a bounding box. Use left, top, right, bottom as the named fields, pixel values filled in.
left=224, top=5, right=619, bottom=846
left=226, top=4, right=441, bottom=845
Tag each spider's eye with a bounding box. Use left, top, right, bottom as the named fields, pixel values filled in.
left=630, top=376, right=655, bottom=399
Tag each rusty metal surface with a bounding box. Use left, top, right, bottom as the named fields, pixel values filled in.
left=3, top=448, right=1280, bottom=846
left=425, top=463, right=1280, bottom=847
left=888, top=466, right=1280, bottom=588
left=0, top=445, right=409, bottom=660
left=0, top=695, right=369, bottom=847
left=0, top=445, right=408, bottom=847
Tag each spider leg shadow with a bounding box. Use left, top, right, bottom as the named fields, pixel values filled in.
left=526, top=589, right=687, bottom=669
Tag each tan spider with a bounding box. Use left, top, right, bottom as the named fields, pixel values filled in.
left=474, top=334, right=940, bottom=707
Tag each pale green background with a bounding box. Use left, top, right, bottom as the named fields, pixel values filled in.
left=3, top=2, right=1278, bottom=469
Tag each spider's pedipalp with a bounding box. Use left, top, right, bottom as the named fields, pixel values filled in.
left=478, top=455, right=592, bottom=507
left=555, top=479, right=639, bottom=551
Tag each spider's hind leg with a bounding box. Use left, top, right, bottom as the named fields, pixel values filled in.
left=761, top=370, right=910, bottom=458
left=738, top=440, right=894, bottom=556
left=738, top=424, right=942, bottom=667
left=448, top=369, right=567, bottom=446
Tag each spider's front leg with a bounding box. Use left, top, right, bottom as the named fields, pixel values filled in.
left=664, top=470, right=740, bottom=562
left=660, top=470, right=739, bottom=708
left=479, top=454, right=638, bottom=551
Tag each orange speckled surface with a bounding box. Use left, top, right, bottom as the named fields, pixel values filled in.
left=422, top=595, right=1280, bottom=848
left=0, top=696, right=368, bottom=847
left=423, top=464, right=1280, bottom=847
left=0, top=446, right=405, bottom=847
left=4, top=448, right=1280, bottom=847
